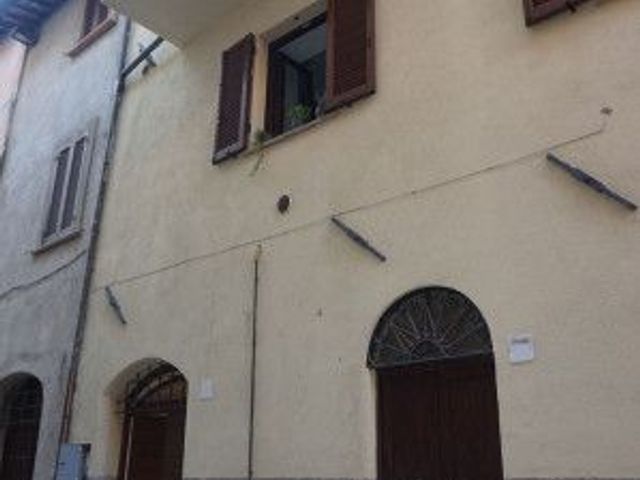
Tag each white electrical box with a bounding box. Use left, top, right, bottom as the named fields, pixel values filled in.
left=56, top=443, right=90, bottom=480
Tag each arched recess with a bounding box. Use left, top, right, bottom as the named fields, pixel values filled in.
left=0, top=373, right=43, bottom=480
left=369, top=287, right=504, bottom=480
left=114, top=359, right=188, bottom=480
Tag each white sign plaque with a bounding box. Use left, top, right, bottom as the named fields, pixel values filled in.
left=199, top=378, right=215, bottom=401
left=509, top=335, right=535, bottom=364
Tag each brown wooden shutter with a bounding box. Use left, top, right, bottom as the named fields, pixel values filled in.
left=213, top=34, right=255, bottom=164
left=326, top=0, right=375, bottom=112
left=524, top=0, right=587, bottom=26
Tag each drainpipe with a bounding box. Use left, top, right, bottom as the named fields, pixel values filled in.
left=248, top=245, right=262, bottom=480
left=57, top=16, right=132, bottom=453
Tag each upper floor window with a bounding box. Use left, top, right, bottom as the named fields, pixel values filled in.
left=39, top=126, right=95, bottom=250
left=213, top=0, right=375, bottom=164
left=67, top=0, right=117, bottom=57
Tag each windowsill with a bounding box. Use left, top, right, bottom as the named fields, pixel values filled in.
left=66, top=14, right=118, bottom=58
left=32, top=228, right=82, bottom=255
left=214, top=92, right=374, bottom=166
left=242, top=109, right=342, bottom=160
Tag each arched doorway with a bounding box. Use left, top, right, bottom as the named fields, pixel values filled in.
left=368, top=287, right=504, bottom=480
left=0, top=375, right=43, bottom=480
left=117, top=361, right=187, bottom=480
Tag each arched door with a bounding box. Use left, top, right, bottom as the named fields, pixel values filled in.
left=118, top=362, right=187, bottom=480
left=0, top=376, right=43, bottom=480
left=369, top=288, right=504, bottom=480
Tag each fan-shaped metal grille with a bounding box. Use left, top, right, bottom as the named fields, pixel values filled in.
left=368, top=288, right=493, bottom=369
left=123, top=362, right=187, bottom=415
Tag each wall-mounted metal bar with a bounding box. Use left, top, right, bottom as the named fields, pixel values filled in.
left=248, top=245, right=262, bottom=480
left=120, top=36, right=164, bottom=84
left=547, top=153, right=637, bottom=211
left=331, top=217, right=387, bottom=262
left=105, top=286, right=127, bottom=325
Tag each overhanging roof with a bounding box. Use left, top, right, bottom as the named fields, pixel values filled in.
left=104, top=0, right=245, bottom=47
left=0, top=0, right=66, bottom=45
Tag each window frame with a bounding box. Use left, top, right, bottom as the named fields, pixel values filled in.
left=36, top=121, right=97, bottom=252
left=264, top=12, right=328, bottom=139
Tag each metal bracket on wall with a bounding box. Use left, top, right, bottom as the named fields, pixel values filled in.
left=547, top=153, right=638, bottom=211
left=119, top=36, right=164, bottom=88
left=105, top=286, right=128, bottom=325
left=331, top=216, right=387, bottom=262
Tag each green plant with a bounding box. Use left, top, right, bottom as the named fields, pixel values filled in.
left=253, top=129, right=270, bottom=148
left=250, top=129, right=270, bottom=177
left=286, top=104, right=312, bottom=125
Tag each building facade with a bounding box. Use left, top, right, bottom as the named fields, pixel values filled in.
left=70, top=1, right=640, bottom=480
left=0, top=1, right=126, bottom=478
left=0, top=38, right=26, bottom=171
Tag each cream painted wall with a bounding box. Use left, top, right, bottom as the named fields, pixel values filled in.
left=71, top=0, right=640, bottom=478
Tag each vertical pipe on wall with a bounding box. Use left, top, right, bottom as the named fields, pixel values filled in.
left=56, top=16, right=132, bottom=460
left=248, top=244, right=262, bottom=480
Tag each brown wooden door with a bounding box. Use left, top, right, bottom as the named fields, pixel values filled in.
left=126, top=411, right=185, bottom=480
left=378, top=355, right=503, bottom=480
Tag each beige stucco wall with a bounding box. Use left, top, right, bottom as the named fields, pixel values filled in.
left=71, top=0, right=640, bottom=478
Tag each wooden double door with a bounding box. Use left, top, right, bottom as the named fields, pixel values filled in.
left=377, top=355, right=503, bottom=480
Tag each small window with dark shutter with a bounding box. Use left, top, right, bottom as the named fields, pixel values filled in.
left=523, top=0, right=588, bottom=26
left=82, top=0, right=110, bottom=37
left=68, top=0, right=117, bottom=57
left=39, top=125, right=95, bottom=250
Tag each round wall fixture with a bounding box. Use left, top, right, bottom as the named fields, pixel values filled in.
left=277, top=195, right=291, bottom=214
